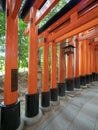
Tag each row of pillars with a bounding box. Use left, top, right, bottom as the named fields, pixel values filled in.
left=0, top=3, right=98, bottom=130
left=65, top=38, right=98, bottom=92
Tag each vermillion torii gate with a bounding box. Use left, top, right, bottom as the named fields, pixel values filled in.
left=0, top=0, right=98, bottom=130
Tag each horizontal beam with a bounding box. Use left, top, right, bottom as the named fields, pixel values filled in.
left=36, top=0, right=60, bottom=25
left=38, top=0, right=96, bottom=36
left=38, top=0, right=81, bottom=34
left=47, top=5, right=98, bottom=43
left=12, top=0, right=22, bottom=19
left=79, top=26, right=98, bottom=41
left=55, top=18, right=98, bottom=43
left=34, top=0, right=46, bottom=10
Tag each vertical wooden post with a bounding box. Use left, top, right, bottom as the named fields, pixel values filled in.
left=93, top=45, right=96, bottom=81
left=86, top=40, right=91, bottom=85
left=0, top=1, right=21, bottom=130
left=91, top=44, right=96, bottom=81
left=41, top=38, right=50, bottom=109
left=79, top=41, right=86, bottom=86
left=89, top=44, right=93, bottom=82
left=50, top=41, right=58, bottom=104
left=95, top=50, right=98, bottom=80
left=58, top=42, right=65, bottom=97
left=66, top=39, right=74, bottom=91
left=83, top=40, right=88, bottom=85
left=85, top=40, right=91, bottom=84
left=74, top=37, right=80, bottom=88
left=25, top=7, right=41, bottom=122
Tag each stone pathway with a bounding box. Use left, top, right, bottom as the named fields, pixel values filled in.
left=24, top=84, right=98, bottom=130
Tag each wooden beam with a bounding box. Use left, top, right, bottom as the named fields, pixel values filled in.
left=48, top=6, right=98, bottom=42
left=79, top=26, right=98, bottom=41
left=47, top=5, right=98, bottom=43
left=36, top=0, right=60, bottom=25
left=34, top=0, right=45, bottom=9
left=39, top=0, right=96, bottom=36
left=12, top=0, right=22, bottom=19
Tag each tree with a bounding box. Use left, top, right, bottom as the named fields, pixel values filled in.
left=0, top=12, right=5, bottom=74
left=18, top=19, right=29, bottom=72
left=0, top=12, right=29, bottom=72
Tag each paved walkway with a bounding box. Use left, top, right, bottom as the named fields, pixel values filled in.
left=24, top=83, right=98, bottom=130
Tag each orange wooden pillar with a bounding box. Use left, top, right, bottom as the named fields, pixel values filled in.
left=25, top=7, right=40, bottom=121
left=41, top=39, right=50, bottom=109
left=74, top=37, right=80, bottom=88
left=57, top=42, right=65, bottom=97
left=0, top=1, right=21, bottom=130
left=95, top=49, right=98, bottom=80
left=89, top=43, right=93, bottom=82
left=65, top=40, right=74, bottom=91
left=85, top=40, right=91, bottom=84
left=79, top=41, right=86, bottom=86
left=91, top=44, right=96, bottom=81
left=79, top=41, right=82, bottom=79
left=50, top=41, right=58, bottom=103
left=83, top=40, right=88, bottom=85
left=93, top=45, right=97, bottom=81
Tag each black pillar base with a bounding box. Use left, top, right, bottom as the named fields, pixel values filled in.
left=80, top=75, right=86, bottom=86
left=95, top=73, right=97, bottom=81
left=41, top=91, right=50, bottom=107
left=74, top=77, right=80, bottom=88
left=92, top=72, right=96, bottom=81
left=90, top=74, right=93, bottom=82
left=25, top=93, right=39, bottom=117
left=57, top=82, right=65, bottom=97
left=0, top=100, right=20, bottom=130
left=65, top=78, right=74, bottom=91
left=86, top=75, right=90, bottom=84
left=50, top=88, right=58, bottom=101
left=97, top=73, right=98, bottom=81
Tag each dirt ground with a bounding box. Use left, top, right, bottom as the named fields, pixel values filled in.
left=0, top=72, right=42, bottom=103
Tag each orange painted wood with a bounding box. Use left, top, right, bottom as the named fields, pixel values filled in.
left=95, top=51, right=98, bottom=73
left=12, top=0, right=22, bottom=19
left=42, top=42, right=49, bottom=92
left=36, top=0, right=60, bottom=25
left=66, top=41, right=73, bottom=79
left=51, top=41, right=57, bottom=88
left=34, top=0, right=45, bottom=9
left=87, top=41, right=91, bottom=75
left=74, top=38, right=79, bottom=77
left=93, top=45, right=96, bottom=73
left=95, top=50, right=97, bottom=73
left=83, top=40, right=87, bottom=75
left=66, top=54, right=73, bottom=79
left=40, top=0, right=95, bottom=36
left=89, top=44, right=92, bottom=74
left=48, top=6, right=98, bottom=42
left=90, top=44, right=94, bottom=73
left=4, top=0, right=18, bottom=105
left=58, top=42, right=65, bottom=82
left=28, top=8, right=38, bottom=94
left=79, top=41, right=84, bottom=76
left=24, top=12, right=30, bottom=23
left=79, top=26, right=98, bottom=41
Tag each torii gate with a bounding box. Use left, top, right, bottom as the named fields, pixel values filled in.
left=0, top=0, right=98, bottom=130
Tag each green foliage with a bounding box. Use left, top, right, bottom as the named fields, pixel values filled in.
left=0, top=12, right=5, bottom=73
left=18, top=19, right=29, bottom=71
left=0, top=12, right=29, bottom=72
